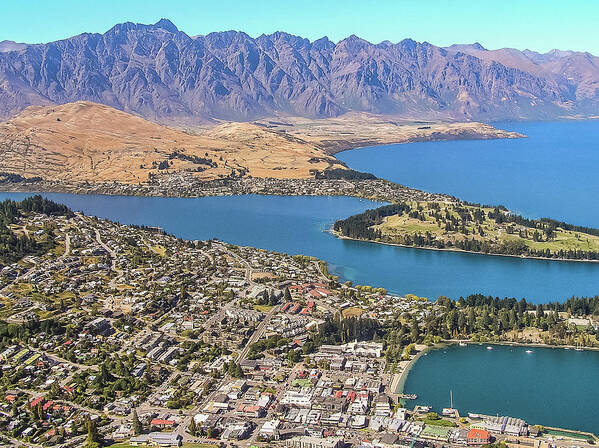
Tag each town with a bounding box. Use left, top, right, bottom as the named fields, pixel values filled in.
left=0, top=198, right=597, bottom=448
left=0, top=172, right=449, bottom=205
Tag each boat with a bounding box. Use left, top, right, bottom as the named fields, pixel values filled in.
left=459, top=342, right=467, bottom=347
left=486, top=346, right=493, bottom=350
left=525, top=349, right=533, bottom=354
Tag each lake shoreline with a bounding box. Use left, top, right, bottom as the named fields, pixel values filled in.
left=396, top=339, right=599, bottom=398
left=451, top=340, right=599, bottom=352
left=404, top=341, right=599, bottom=437
left=330, top=230, right=599, bottom=264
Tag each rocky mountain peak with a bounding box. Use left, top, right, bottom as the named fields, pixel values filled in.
left=0, top=20, right=597, bottom=122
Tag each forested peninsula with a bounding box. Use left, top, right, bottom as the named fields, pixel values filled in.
left=333, top=201, right=599, bottom=261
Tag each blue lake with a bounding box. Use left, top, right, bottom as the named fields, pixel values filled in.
left=403, top=344, right=599, bottom=435
left=1, top=192, right=599, bottom=302
left=337, top=120, right=599, bottom=227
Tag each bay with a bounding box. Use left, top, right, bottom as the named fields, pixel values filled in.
left=402, top=343, right=599, bottom=435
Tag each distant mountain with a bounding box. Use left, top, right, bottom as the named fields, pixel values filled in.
left=0, top=41, right=28, bottom=53
left=0, top=19, right=597, bottom=123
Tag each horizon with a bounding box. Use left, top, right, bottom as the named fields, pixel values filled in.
left=1, top=18, right=592, bottom=57
left=2, top=0, right=599, bottom=55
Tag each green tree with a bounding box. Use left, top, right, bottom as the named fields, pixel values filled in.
left=84, top=417, right=100, bottom=447
left=132, top=409, right=142, bottom=435
left=287, top=349, right=300, bottom=365
left=188, top=418, right=197, bottom=436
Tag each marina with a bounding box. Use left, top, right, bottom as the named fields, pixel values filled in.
left=402, top=343, right=599, bottom=435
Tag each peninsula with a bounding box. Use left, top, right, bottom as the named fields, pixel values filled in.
left=333, top=201, right=599, bottom=261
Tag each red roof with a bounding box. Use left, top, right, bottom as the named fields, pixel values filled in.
left=5, top=395, right=16, bottom=402
left=43, top=400, right=54, bottom=411
left=30, top=397, right=44, bottom=408
left=151, top=419, right=175, bottom=426
left=467, top=429, right=490, bottom=440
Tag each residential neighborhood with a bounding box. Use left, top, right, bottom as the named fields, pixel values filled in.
left=0, top=201, right=596, bottom=448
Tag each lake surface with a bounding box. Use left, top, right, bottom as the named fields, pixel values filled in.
left=2, top=192, right=599, bottom=302
left=402, top=344, right=599, bottom=435
left=337, top=120, right=599, bottom=227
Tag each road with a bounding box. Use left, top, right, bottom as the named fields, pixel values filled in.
left=237, top=304, right=279, bottom=362
left=60, top=233, right=71, bottom=259
left=215, top=242, right=255, bottom=284
left=176, top=300, right=280, bottom=443
left=95, top=228, right=123, bottom=286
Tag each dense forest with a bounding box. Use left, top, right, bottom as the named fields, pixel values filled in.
left=333, top=203, right=411, bottom=240
left=0, top=195, right=73, bottom=265
left=333, top=201, right=599, bottom=260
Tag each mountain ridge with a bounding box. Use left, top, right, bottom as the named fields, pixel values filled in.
left=0, top=19, right=597, bottom=123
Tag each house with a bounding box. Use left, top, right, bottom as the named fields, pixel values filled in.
left=150, top=418, right=176, bottom=429
left=467, top=428, right=491, bottom=445
left=130, top=431, right=182, bottom=446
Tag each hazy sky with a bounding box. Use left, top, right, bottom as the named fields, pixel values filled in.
left=3, top=0, right=599, bottom=54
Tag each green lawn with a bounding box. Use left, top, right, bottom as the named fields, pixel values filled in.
left=253, top=304, right=274, bottom=312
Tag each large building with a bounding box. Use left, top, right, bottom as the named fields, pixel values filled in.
left=285, top=436, right=344, bottom=448
left=467, top=428, right=491, bottom=445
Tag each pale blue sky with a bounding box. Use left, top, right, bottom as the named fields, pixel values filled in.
left=2, top=0, right=599, bottom=54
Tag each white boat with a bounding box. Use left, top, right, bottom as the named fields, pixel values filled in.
left=486, top=346, right=493, bottom=350
left=459, top=342, right=467, bottom=347
left=525, top=349, right=533, bottom=354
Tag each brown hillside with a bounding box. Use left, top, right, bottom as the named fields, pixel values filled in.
left=0, top=101, right=344, bottom=183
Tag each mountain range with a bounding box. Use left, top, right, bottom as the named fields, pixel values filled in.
left=0, top=19, right=598, bottom=123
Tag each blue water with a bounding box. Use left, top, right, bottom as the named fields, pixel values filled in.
left=403, top=344, right=599, bottom=435
left=2, top=192, right=599, bottom=302
left=337, top=120, right=599, bottom=227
